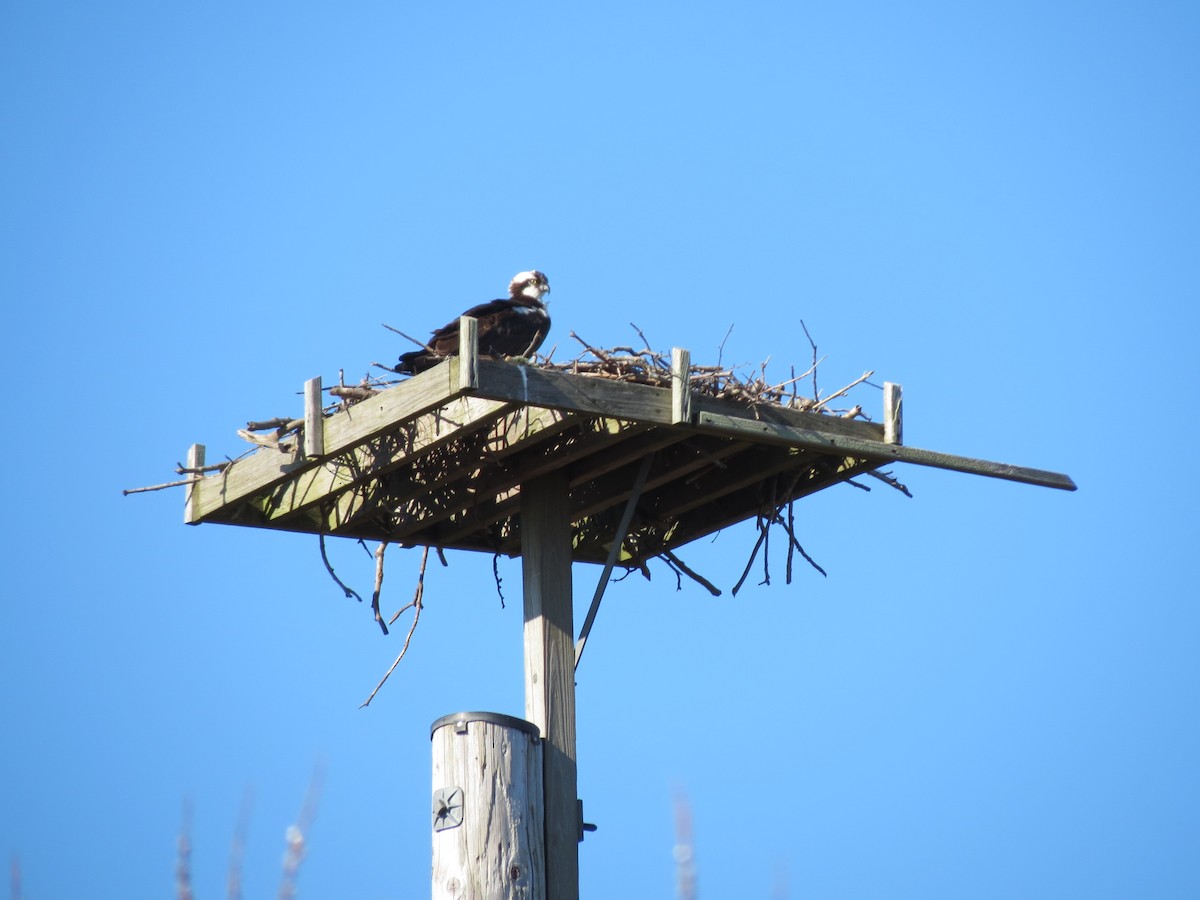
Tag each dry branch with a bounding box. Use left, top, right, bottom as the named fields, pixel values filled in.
left=659, top=550, right=722, bottom=596
left=319, top=534, right=362, bottom=603
left=371, top=542, right=390, bottom=636
left=361, top=547, right=429, bottom=708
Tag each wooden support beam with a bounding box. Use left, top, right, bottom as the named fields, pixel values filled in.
left=304, top=376, right=324, bottom=458
left=575, top=452, right=654, bottom=669
left=521, top=472, right=579, bottom=900
left=694, top=410, right=1077, bottom=491
left=257, top=396, right=518, bottom=526
left=659, top=456, right=883, bottom=554
left=671, top=347, right=691, bottom=424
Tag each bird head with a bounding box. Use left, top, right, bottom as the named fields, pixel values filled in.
left=509, top=270, right=551, bottom=303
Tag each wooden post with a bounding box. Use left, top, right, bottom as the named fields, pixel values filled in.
left=521, top=471, right=579, bottom=900
left=430, top=712, right=545, bottom=900
left=459, top=315, right=479, bottom=393
left=184, top=443, right=205, bottom=525
left=884, top=382, right=903, bottom=445
left=303, top=376, right=324, bottom=458
left=671, top=347, right=691, bottom=425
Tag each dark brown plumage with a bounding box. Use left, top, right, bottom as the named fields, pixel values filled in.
left=396, top=270, right=551, bottom=375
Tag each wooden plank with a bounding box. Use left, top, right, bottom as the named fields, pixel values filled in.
left=188, top=361, right=465, bottom=521
left=639, top=443, right=818, bottom=523
left=567, top=436, right=748, bottom=523
left=426, top=418, right=657, bottom=548
left=256, top=396, right=517, bottom=525
left=694, top=410, right=1077, bottom=491
left=658, top=456, right=883, bottom=555
left=521, top=472, right=579, bottom=900
left=319, top=406, right=581, bottom=539
left=471, top=359, right=887, bottom=443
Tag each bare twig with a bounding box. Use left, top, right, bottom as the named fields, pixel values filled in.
left=717, top=323, right=734, bottom=367
left=492, top=552, right=505, bottom=608
left=362, top=547, right=429, bottom=708
left=770, top=512, right=827, bottom=577
left=800, top=319, right=819, bottom=402
left=319, top=534, right=362, bottom=603
left=866, top=469, right=913, bottom=497
left=660, top=550, right=721, bottom=596
left=123, top=477, right=201, bottom=495
left=245, top=417, right=299, bottom=432
left=786, top=500, right=795, bottom=584
left=329, top=385, right=378, bottom=402
left=732, top=524, right=769, bottom=596
left=371, top=542, right=390, bottom=636
left=520, top=329, right=545, bottom=359
left=176, top=460, right=230, bottom=475
left=382, top=322, right=436, bottom=352
left=813, top=371, right=875, bottom=411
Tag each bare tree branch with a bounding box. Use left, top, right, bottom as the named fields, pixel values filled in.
left=319, top=534, right=362, bottom=603
left=371, top=542, right=390, bottom=636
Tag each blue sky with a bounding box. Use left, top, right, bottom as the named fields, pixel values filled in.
left=2, top=2, right=1198, bottom=897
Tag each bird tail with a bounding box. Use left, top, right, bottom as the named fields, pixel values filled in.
left=396, top=349, right=439, bottom=375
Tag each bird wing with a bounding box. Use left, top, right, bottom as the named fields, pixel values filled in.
left=426, top=299, right=518, bottom=354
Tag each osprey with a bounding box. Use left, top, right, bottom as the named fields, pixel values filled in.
left=395, top=270, right=551, bottom=375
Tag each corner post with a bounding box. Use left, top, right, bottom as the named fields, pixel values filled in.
left=459, top=316, right=479, bottom=393
left=304, top=376, right=324, bottom=458
left=184, top=444, right=205, bottom=524
left=671, top=347, right=692, bottom=424
left=884, top=382, right=903, bottom=445
left=521, top=471, right=578, bottom=900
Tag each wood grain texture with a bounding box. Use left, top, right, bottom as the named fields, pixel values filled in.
left=695, top=410, right=1077, bottom=490
left=303, top=376, right=324, bottom=458
left=884, top=381, right=903, bottom=445
left=188, top=361, right=464, bottom=521
left=184, top=444, right=205, bottom=524
left=671, top=347, right=691, bottom=424
left=431, top=716, right=545, bottom=899
left=521, top=472, right=579, bottom=900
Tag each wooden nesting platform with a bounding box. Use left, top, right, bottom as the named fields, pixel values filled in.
left=184, top=334, right=1075, bottom=566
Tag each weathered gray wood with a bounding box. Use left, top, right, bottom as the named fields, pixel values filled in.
left=671, top=347, right=691, bottom=425
left=186, top=361, right=465, bottom=522
left=303, top=376, right=324, bottom=458
left=470, top=359, right=887, bottom=442
left=694, top=410, right=1077, bottom=491
left=184, top=444, right=205, bottom=524
left=255, top=396, right=516, bottom=525
left=884, top=382, right=903, bottom=445
left=459, top=316, right=479, bottom=393
left=521, top=472, right=579, bottom=900
left=431, top=713, right=545, bottom=899
left=317, top=405, right=578, bottom=539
